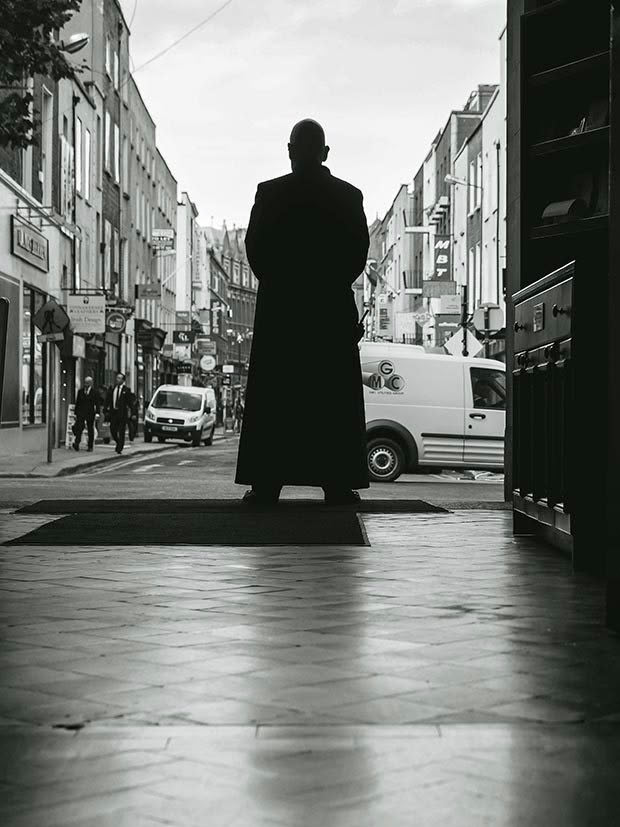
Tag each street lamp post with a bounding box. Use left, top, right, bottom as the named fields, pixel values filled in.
left=444, top=173, right=484, bottom=356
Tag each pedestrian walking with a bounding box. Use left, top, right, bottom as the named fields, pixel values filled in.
left=236, top=119, right=370, bottom=505
left=104, top=372, right=132, bottom=455
left=127, top=391, right=139, bottom=444
left=73, top=376, right=99, bottom=452
left=233, top=396, right=244, bottom=434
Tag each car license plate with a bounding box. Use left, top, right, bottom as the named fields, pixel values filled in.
left=162, top=426, right=177, bottom=432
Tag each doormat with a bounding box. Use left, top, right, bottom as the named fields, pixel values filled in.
left=4, top=511, right=369, bottom=547
left=17, top=499, right=448, bottom=515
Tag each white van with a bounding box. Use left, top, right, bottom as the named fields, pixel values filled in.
left=360, top=342, right=506, bottom=482
left=144, top=384, right=216, bottom=447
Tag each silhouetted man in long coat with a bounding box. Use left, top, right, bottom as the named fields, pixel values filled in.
left=236, top=119, right=370, bottom=504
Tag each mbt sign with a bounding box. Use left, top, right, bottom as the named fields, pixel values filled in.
left=11, top=215, right=49, bottom=272
left=423, top=235, right=456, bottom=298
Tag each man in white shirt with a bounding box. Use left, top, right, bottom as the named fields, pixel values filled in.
left=105, top=372, right=131, bottom=454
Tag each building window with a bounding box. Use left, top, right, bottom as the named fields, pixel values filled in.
left=84, top=128, right=91, bottom=200
left=476, top=153, right=483, bottom=209
left=113, top=228, right=120, bottom=288
left=22, top=286, right=47, bottom=425
left=468, top=160, right=475, bottom=214
left=104, top=219, right=112, bottom=287
left=475, top=242, right=482, bottom=304
left=105, top=37, right=112, bottom=78
left=96, top=115, right=102, bottom=187
left=41, top=88, right=53, bottom=206
left=113, top=50, right=119, bottom=90
left=75, top=236, right=81, bottom=290
left=136, top=186, right=141, bottom=233
left=104, top=111, right=111, bottom=172
left=122, top=134, right=128, bottom=192
left=96, top=212, right=101, bottom=287
left=114, top=123, right=120, bottom=183
left=75, top=116, right=83, bottom=194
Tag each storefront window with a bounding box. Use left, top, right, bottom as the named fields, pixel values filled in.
left=22, top=286, right=47, bottom=425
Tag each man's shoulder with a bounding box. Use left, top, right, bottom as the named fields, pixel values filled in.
left=256, top=174, right=294, bottom=192
left=328, top=174, right=363, bottom=200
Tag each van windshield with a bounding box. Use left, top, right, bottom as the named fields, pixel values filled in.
left=152, top=390, right=202, bottom=412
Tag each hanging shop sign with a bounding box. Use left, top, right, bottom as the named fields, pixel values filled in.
left=200, top=355, right=216, bottom=372
left=152, top=228, right=175, bottom=250
left=67, top=293, right=106, bottom=334
left=434, top=314, right=461, bottom=347
left=11, top=215, right=49, bottom=272
left=106, top=310, right=126, bottom=334
left=195, top=338, right=217, bottom=355
left=174, top=344, right=192, bottom=361
left=136, top=281, right=161, bottom=301
left=177, top=362, right=193, bottom=374
left=173, top=330, right=195, bottom=344
left=440, top=294, right=462, bottom=314
left=423, top=235, right=456, bottom=298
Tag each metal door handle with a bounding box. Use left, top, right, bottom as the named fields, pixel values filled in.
left=469, top=413, right=486, bottom=420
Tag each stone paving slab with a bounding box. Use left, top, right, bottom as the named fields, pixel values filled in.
left=0, top=509, right=619, bottom=825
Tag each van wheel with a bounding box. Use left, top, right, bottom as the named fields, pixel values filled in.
left=203, top=427, right=213, bottom=447
left=192, top=434, right=202, bottom=447
left=367, top=437, right=405, bottom=483
left=144, top=431, right=153, bottom=443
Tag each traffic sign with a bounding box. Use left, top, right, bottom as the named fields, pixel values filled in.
left=33, top=299, right=69, bottom=335
left=472, top=304, right=504, bottom=333
left=200, top=355, right=216, bottom=371
left=443, top=327, right=483, bottom=357
left=222, top=364, right=234, bottom=374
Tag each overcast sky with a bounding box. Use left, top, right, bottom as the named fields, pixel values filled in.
left=119, top=0, right=505, bottom=228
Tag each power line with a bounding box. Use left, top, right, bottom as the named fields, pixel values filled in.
left=132, top=0, right=236, bottom=76
left=127, top=0, right=139, bottom=29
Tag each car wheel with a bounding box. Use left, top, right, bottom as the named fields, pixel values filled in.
left=144, top=431, right=153, bottom=443
left=203, top=427, right=214, bottom=447
left=191, top=433, right=202, bottom=447
left=367, top=436, right=405, bottom=483
left=157, top=436, right=165, bottom=443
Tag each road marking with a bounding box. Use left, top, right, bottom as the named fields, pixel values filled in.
left=132, top=463, right=163, bottom=474
left=178, top=460, right=196, bottom=466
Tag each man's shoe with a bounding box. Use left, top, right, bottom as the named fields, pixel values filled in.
left=242, top=489, right=279, bottom=506
left=115, top=448, right=122, bottom=454
left=73, top=443, right=80, bottom=452
left=324, top=489, right=361, bottom=506
left=87, top=447, right=93, bottom=452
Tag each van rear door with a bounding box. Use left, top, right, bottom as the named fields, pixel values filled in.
left=463, top=364, right=506, bottom=468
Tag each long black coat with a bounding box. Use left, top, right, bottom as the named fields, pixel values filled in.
left=75, top=387, right=99, bottom=421
left=235, top=165, right=370, bottom=489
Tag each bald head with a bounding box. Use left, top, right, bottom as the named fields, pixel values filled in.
left=288, top=119, right=329, bottom=171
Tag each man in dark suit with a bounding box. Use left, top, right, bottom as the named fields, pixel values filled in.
left=236, top=119, right=370, bottom=505
left=73, top=375, right=99, bottom=452
left=104, top=372, right=132, bottom=455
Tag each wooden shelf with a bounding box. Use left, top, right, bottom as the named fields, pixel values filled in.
left=530, top=126, right=609, bottom=157
left=530, top=214, right=608, bottom=239
left=529, top=50, right=609, bottom=87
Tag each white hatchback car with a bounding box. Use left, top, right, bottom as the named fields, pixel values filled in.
left=144, top=385, right=216, bottom=447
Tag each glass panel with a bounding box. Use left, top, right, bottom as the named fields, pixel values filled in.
left=470, top=367, right=506, bottom=410
left=152, top=390, right=202, bottom=411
